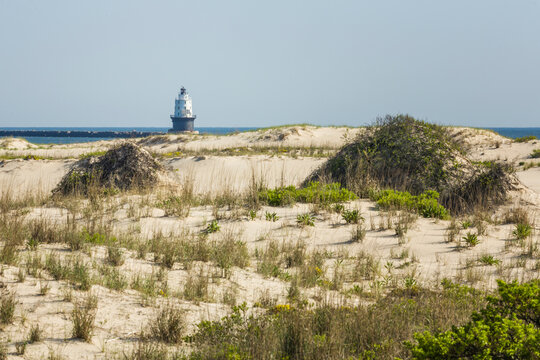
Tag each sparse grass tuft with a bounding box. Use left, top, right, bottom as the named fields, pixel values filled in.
left=71, top=293, right=97, bottom=341
left=28, top=323, right=42, bottom=343
left=107, top=245, right=125, bottom=266
left=0, top=290, right=15, bottom=324
left=147, top=303, right=185, bottom=344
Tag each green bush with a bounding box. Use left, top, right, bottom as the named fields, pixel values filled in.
left=372, top=189, right=449, bottom=219
left=259, top=182, right=356, bottom=207
left=307, top=115, right=515, bottom=215
left=531, top=149, right=540, bottom=159
left=407, top=280, right=540, bottom=359
left=515, top=135, right=537, bottom=143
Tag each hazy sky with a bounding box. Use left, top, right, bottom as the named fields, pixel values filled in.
left=1, top=0, right=539, bottom=128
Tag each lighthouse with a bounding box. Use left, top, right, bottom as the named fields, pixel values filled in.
left=169, top=86, right=196, bottom=133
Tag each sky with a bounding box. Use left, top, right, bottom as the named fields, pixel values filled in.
left=1, top=0, right=539, bottom=128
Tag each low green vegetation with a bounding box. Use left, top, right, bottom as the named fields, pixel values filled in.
left=258, top=181, right=356, bottom=207
left=203, top=220, right=220, bottom=234
left=478, top=255, right=500, bottom=266
left=78, top=151, right=107, bottom=159
left=514, top=135, right=537, bottom=143
left=160, top=145, right=336, bottom=158
left=513, top=223, right=532, bottom=240
left=341, top=209, right=362, bottom=224
left=184, top=281, right=486, bottom=359
left=407, top=280, right=540, bottom=359
left=462, top=232, right=480, bottom=247
left=372, top=189, right=449, bottom=219
left=296, top=213, right=315, bottom=227
left=531, top=149, right=540, bottom=159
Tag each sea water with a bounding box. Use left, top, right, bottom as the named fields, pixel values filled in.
left=0, top=126, right=539, bottom=145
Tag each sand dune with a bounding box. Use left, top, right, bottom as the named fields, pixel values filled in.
left=0, top=126, right=538, bottom=359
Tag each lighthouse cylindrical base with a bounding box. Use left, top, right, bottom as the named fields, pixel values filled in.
left=169, top=116, right=196, bottom=132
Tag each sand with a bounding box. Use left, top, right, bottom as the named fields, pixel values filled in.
left=0, top=126, right=538, bottom=359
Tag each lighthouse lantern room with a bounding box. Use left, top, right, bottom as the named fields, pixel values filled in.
left=169, top=86, right=197, bottom=133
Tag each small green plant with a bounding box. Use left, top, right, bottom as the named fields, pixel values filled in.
left=333, top=203, right=345, bottom=214
left=478, top=254, right=501, bottom=266
left=461, top=220, right=473, bottom=229
left=248, top=209, right=257, bottom=220
left=531, top=149, right=540, bottom=158
left=513, top=223, right=532, bottom=240
left=342, top=209, right=363, bottom=224
left=71, top=294, right=97, bottom=342
left=404, top=276, right=417, bottom=289
left=203, top=220, right=220, bottom=234
left=265, top=211, right=279, bottom=222
left=296, top=213, right=315, bottom=227
left=27, top=237, right=39, bottom=250
left=463, top=232, right=480, bottom=247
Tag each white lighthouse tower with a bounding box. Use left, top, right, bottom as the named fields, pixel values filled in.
left=169, top=86, right=196, bottom=132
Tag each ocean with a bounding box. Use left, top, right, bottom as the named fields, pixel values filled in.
left=0, top=126, right=539, bottom=145
left=0, top=127, right=258, bottom=144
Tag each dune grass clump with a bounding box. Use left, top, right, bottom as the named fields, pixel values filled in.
left=440, top=161, right=515, bottom=215
left=531, top=149, right=540, bottom=159
left=147, top=303, right=185, bottom=344
left=307, top=114, right=515, bottom=215
left=0, top=290, right=15, bottom=325
left=53, top=142, right=164, bottom=196
left=71, top=293, right=97, bottom=342
left=259, top=181, right=356, bottom=207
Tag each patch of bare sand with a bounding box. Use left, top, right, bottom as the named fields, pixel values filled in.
left=517, top=168, right=540, bottom=194
left=166, top=155, right=325, bottom=194
left=0, top=159, right=74, bottom=198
